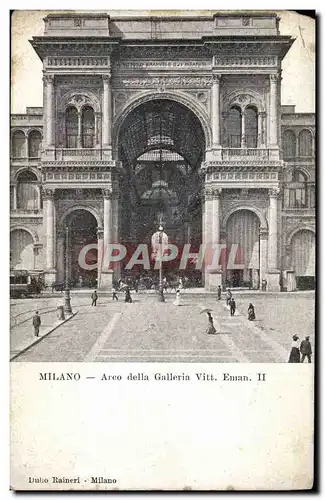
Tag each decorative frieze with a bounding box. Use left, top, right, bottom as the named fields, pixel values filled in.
left=47, top=57, right=110, bottom=67
left=43, top=171, right=111, bottom=181
left=206, top=171, right=278, bottom=181
left=213, top=56, right=277, bottom=66
left=41, top=161, right=116, bottom=167
left=112, top=76, right=213, bottom=89
left=42, top=188, right=55, bottom=199
left=204, top=188, right=222, bottom=200
left=114, top=60, right=211, bottom=70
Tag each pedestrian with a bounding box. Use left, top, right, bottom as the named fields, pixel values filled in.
left=32, top=310, right=41, bottom=337
left=288, top=335, right=300, bottom=363
left=112, top=286, right=118, bottom=301
left=134, top=278, right=139, bottom=293
left=226, top=288, right=232, bottom=306
left=91, top=290, right=98, bottom=306
left=230, top=297, right=236, bottom=316
left=217, top=285, right=222, bottom=301
left=248, top=303, right=256, bottom=321
left=179, top=277, right=183, bottom=290
left=125, top=286, right=133, bottom=303
left=206, top=311, right=217, bottom=334
left=173, top=289, right=181, bottom=306
left=300, top=336, right=312, bottom=363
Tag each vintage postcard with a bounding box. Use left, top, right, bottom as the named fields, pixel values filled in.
left=10, top=9, right=315, bottom=491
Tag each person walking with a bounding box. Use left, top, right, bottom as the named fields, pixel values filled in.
left=217, top=285, right=222, bottom=301
left=206, top=311, right=217, bottom=334
left=173, top=289, right=181, bottom=306
left=230, top=297, right=236, bottom=317
left=288, top=335, right=300, bottom=363
left=300, top=336, right=312, bottom=363
left=248, top=303, right=256, bottom=321
left=125, top=286, right=133, bottom=303
left=32, top=311, right=41, bottom=337
left=91, top=290, right=98, bottom=306
left=112, top=286, right=118, bottom=301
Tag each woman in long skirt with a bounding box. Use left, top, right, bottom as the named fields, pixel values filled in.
left=288, top=335, right=300, bottom=363
left=206, top=311, right=217, bottom=334
left=248, top=303, right=256, bottom=321
left=173, top=289, right=181, bottom=306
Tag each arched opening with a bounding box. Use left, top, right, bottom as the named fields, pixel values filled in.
left=16, top=170, right=39, bottom=211
left=225, top=210, right=260, bottom=289
left=10, top=229, right=34, bottom=274
left=291, top=229, right=315, bottom=289
left=245, top=106, right=258, bottom=148
left=283, top=169, right=307, bottom=208
left=117, top=98, right=205, bottom=282
left=81, top=106, right=95, bottom=148
left=11, top=130, right=26, bottom=158
left=28, top=130, right=42, bottom=158
left=62, top=209, right=98, bottom=287
left=298, top=129, right=313, bottom=157
left=65, top=106, right=78, bottom=148
left=226, top=106, right=242, bottom=148
left=283, top=130, right=296, bottom=158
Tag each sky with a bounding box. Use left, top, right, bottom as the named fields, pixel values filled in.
left=10, top=10, right=315, bottom=114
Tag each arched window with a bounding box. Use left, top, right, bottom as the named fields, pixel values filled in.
left=17, top=171, right=39, bottom=211
left=299, top=129, right=313, bottom=157
left=82, top=106, right=95, bottom=148
left=10, top=229, right=34, bottom=271
left=283, top=130, right=296, bottom=158
left=284, top=169, right=307, bottom=208
left=65, top=106, right=78, bottom=148
left=11, top=130, right=26, bottom=158
left=28, top=130, right=42, bottom=158
left=245, top=106, right=258, bottom=148
left=227, top=107, right=241, bottom=148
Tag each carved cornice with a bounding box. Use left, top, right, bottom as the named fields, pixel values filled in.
left=42, top=171, right=111, bottom=182
left=213, top=56, right=277, bottom=67
left=47, top=57, right=110, bottom=67
left=112, top=76, right=213, bottom=89
left=201, top=161, right=282, bottom=171
left=119, top=46, right=210, bottom=60
left=41, top=161, right=116, bottom=168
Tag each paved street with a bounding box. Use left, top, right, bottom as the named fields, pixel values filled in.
left=11, top=292, right=315, bottom=363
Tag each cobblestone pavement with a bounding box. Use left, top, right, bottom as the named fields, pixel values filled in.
left=12, top=292, right=315, bottom=363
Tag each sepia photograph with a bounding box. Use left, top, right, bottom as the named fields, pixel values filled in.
left=10, top=10, right=315, bottom=365
left=8, top=8, right=316, bottom=492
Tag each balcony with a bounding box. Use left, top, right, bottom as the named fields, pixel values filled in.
left=54, top=148, right=104, bottom=161
left=222, top=148, right=271, bottom=160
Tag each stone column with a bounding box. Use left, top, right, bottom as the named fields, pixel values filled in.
left=43, top=75, right=54, bottom=148
left=112, top=190, right=121, bottom=279
left=211, top=74, right=221, bottom=147
left=56, top=230, right=65, bottom=282
left=267, top=188, right=280, bottom=291
left=241, top=110, right=246, bottom=148
left=102, top=74, right=112, bottom=149
left=43, top=189, right=56, bottom=286
left=77, top=111, right=82, bottom=148
left=269, top=75, right=278, bottom=146
left=259, top=228, right=268, bottom=289
left=204, top=187, right=222, bottom=290
left=100, top=188, right=113, bottom=290
left=13, top=184, right=17, bottom=210
left=97, top=227, right=104, bottom=289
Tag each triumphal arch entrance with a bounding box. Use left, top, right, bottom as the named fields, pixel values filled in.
left=31, top=12, right=294, bottom=290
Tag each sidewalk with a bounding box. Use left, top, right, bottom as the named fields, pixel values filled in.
left=10, top=309, right=77, bottom=360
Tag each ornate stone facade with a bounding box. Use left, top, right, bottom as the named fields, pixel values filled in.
left=10, top=12, right=315, bottom=291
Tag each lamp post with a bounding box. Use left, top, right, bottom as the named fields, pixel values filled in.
left=64, top=225, right=72, bottom=314
left=157, top=225, right=165, bottom=303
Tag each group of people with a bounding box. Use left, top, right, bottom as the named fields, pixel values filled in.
left=91, top=286, right=132, bottom=305
left=217, top=286, right=255, bottom=321
left=288, top=335, right=312, bottom=363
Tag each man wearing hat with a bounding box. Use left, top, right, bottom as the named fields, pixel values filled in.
left=300, top=336, right=312, bottom=363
